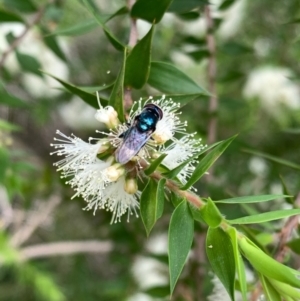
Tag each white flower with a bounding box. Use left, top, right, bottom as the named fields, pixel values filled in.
left=95, top=105, right=120, bottom=129
left=50, top=130, right=107, bottom=176
left=161, top=134, right=206, bottom=189
left=51, top=130, right=140, bottom=223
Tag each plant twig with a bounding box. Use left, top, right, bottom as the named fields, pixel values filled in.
left=140, top=159, right=204, bottom=208
left=20, top=240, right=113, bottom=261
left=204, top=5, right=218, bottom=145
left=0, top=3, right=48, bottom=70
left=10, top=195, right=61, bottom=247
left=124, top=0, right=138, bottom=110
left=275, top=193, right=300, bottom=262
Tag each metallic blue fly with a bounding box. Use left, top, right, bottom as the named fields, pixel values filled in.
left=115, top=103, right=163, bottom=164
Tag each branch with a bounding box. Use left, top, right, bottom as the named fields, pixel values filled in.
left=275, top=193, right=300, bottom=262
left=140, top=159, right=204, bottom=208
left=20, top=241, right=113, bottom=261
left=0, top=3, right=49, bottom=70
left=10, top=195, right=61, bottom=247
left=124, top=0, right=138, bottom=110
left=204, top=5, right=218, bottom=145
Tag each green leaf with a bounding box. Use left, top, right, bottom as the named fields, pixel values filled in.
left=287, top=238, right=300, bottom=254
left=43, top=72, right=105, bottom=108
left=144, top=94, right=206, bottom=108
left=148, top=61, right=209, bottom=95
left=144, top=153, right=167, bottom=176
left=242, top=149, right=300, bottom=170
left=144, top=286, right=169, bottom=298
left=188, top=203, right=204, bottom=222
left=186, top=49, right=209, bottom=62
left=108, top=48, right=126, bottom=122
left=3, top=0, right=37, bottom=13
left=227, top=228, right=247, bottom=301
left=269, top=278, right=300, bottom=300
left=280, top=175, right=295, bottom=205
left=82, top=0, right=125, bottom=51
left=181, top=135, right=236, bottom=190
left=0, top=148, right=10, bottom=183
left=239, top=236, right=300, bottom=288
left=260, top=275, right=282, bottom=301
left=206, top=227, right=236, bottom=301
left=168, top=200, right=194, bottom=294
left=140, top=178, right=165, bottom=236
left=16, top=52, right=43, bottom=77
left=78, top=83, right=114, bottom=93
left=220, top=42, right=252, bottom=56
left=199, top=198, right=223, bottom=228
left=0, top=8, right=24, bottom=23
left=168, top=0, right=207, bottom=13
left=49, top=19, right=98, bottom=36
left=228, top=209, right=300, bottom=224
left=131, top=0, right=173, bottom=23
left=41, top=27, right=67, bottom=62
left=0, top=90, right=29, bottom=108
left=125, top=25, right=154, bottom=89
left=214, top=194, right=290, bottom=204
left=219, top=0, right=236, bottom=10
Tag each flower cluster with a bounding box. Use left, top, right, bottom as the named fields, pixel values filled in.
left=51, top=96, right=205, bottom=223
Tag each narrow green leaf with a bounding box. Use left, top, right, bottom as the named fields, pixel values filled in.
left=148, top=61, right=209, bottom=95
left=0, top=90, right=29, bottom=108
left=140, top=178, right=165, bottom=235
left=168, top=0, right=207, bottom=13
left=144, top=94, right=206, bottom=108
left=108, top=48, right=126, bottom=122
left=16, top=52, right=43, bottom=77
left=78, top=83, right=114, bottom=93
left=48, top=19, right=98, bottom=36
left=269, top=278, right=300, bottom=300
left=168, top=200, right=194, bottom=294
left=199, top=198, right=223, bottom=228
left=260, top=275, right=282, bottom=301
left=131, top=0, right=173, bottom=23
left=242, top=149, right=300, bottom=170
left=287, top=238, right=300, bottom=254
left=163, top=141, right=233, bottom=180
left=144, top=153, right=167, bottom=176
left=215, top=194, right=290, bottom=204
left=43, top=72, right=104, bottom=108
left=0, top=148, right=10, bottom=183
left=280, top=175, right=295, bottom=205
left=3, top=0, right=37, bottom=13
left=82, top=0, right=125, bottom=51
left=228, top=209, right=300, bottom=225
left=125, top=25, right=154, bottom=89
left=181, top=135, right=236, bottom=190
left=239, top=236, right=300, bottom=288
left=41, top=27, right=67, bottom=62
left=219, top=0, right=236, bottom=10
left=206, top=227, right=236, bottom=301
left=0, top=8, right=24, bottom=23
left=144, top=286, right=169, bottom=298
left=227, top=228, right=247, bottom=301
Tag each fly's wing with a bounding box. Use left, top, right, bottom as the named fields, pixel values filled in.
left=115, top=126, right=152, bottom=164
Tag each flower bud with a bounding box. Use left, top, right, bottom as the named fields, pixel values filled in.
left=95, top=106, right=120, bottom=129
left=103, top=164, right=125, bottom=182
left=124, top=178, right=138, bottom=194
left=97, top=139, right=110, bottom=154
